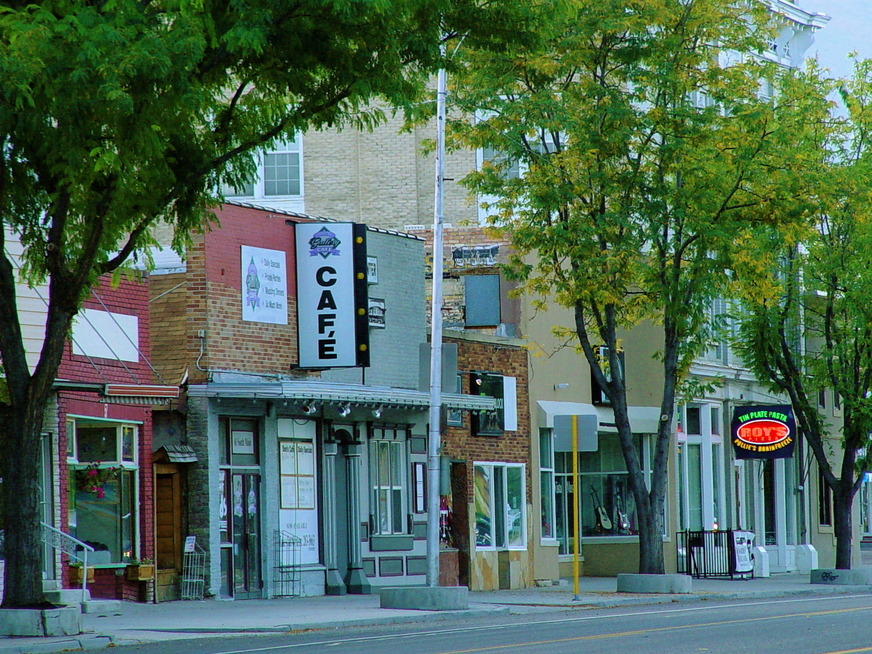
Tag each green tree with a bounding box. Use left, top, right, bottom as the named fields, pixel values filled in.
left=0, top=0, right=517, bottom=609
left=736, top=60, right=872, bottom=570
left=447, top=0, right=818, bottom=573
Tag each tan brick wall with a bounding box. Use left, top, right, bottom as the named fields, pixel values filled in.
left=304, top=113, right=479, bottom=231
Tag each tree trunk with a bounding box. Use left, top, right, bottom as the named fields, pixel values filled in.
left=832, top=487, right=854, bottom=570
left=636, top=486, right=666, bottom=574
left=0, top=407, right=48, bottom=607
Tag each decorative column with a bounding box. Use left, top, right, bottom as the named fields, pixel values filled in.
left=322, top=441, right=346, bottom=595
left=344, top=442, right=371, bottom=594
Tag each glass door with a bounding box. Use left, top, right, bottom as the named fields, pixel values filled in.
left=231, top=473, right=262, bottom=599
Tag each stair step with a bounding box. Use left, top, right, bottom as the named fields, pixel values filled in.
left=82, top=599, right=122, bottom=615
left=45, top=588, right=91, bottom=605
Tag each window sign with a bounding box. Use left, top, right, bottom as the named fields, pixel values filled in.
left=277, top=419, right=319, bottom=564
left=368, top=298, right=386, bottom=329
left=231, top=429, right=255, bottom=455
left=241, top=245, right=288, bottom=325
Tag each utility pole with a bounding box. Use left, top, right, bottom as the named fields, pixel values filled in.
left=426, top=55, right=448, bottom=589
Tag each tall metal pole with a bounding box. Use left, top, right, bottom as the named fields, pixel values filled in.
left=572, top=415, right=581, bottom=600
left=426, top=56, right=448, bottom=588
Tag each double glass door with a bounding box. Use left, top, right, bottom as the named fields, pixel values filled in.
left=226, top=473, right=261, bottom=599
left=234, top=473, right=261, bottom=598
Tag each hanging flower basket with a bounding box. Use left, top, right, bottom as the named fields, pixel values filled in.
left=75, top=462, right=120, bottom=499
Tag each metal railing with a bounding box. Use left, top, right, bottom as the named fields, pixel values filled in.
left=676, top=529, right=755, bottom=580
left=41, top=522, right=94, bottom=603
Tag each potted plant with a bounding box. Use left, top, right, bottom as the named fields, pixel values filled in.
left=69, top=562, right=94, bottom=585
left=126, top=558, right=155, bottom=581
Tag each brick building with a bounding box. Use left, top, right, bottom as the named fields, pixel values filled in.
left=148, top=201, right=493, bottom=599
left=54, top=274, right=176, bottom=601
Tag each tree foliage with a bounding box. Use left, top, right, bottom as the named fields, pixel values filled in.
left=0, top=0, right=521, bottom=607
left=735, top=59, right=872, bottom=569
left=446, top=0, right=818, bottom=573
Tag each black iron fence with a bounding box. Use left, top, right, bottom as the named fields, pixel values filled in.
left=676, top=529, right=755, bottom=580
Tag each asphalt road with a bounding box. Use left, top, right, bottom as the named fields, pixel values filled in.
left=112, top=593, right=872, bottom=654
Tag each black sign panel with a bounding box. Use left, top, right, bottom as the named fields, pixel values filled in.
left=731, top=405, right=796, bottom=459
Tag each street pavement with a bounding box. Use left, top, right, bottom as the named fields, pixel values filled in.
left=1, top=573, right=871, bottom=654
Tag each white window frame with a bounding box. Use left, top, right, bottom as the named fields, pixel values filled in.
left=474, top=461, right=527, bottom=551
left=539, top=428, right=557, bottom=543
left=676, top=403, right=725, bottom=532
left=66, top=417, right=141, bottom=563
left=223, top=135, right=304, bottom=202
left=368, top=427, right=410, bottom=536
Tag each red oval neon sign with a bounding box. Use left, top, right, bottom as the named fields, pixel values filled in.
left=736, top=419, right=790, bottom=445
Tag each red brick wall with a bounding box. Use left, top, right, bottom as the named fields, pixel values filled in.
left=441, top=336, right=531, bottom=500
left=163, top=204, right=306, bottom=384
left=57, top=274, right=157, bottom=599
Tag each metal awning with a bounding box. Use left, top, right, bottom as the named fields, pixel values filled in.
left=537, top=400, right=661, bottom=434
left=154, top=444, right=198, bottom=463
left=187, top=380, right=496, bottom=412
left=52, top=380, right=180, bottom=405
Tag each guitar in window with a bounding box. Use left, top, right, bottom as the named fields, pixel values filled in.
left=591, top=488, right=612, bottom=532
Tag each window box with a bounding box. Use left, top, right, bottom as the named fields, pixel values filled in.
left=69, top=565, right=95, bottom=585
left=126, top=563, right=155, bottom=581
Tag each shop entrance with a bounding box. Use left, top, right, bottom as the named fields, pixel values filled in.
left=230, top=473, right=262, bottom=599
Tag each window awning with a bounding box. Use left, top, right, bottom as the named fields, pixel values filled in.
left=537, top=400, right=661, bottom=434
left=52, top=380, right=180, bottom=405
left=154, top=444, right=198, bottom=463
left=187, top=380, right=496, bottom=412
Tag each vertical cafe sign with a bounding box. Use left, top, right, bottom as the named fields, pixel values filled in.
left=295, top=222, right=369, bottom=368
left=731, top=405, right=796, bottom=459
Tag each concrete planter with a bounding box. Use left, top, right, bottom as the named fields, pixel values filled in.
left=616, top=573, right=692, bottom=594
left=810, top=568, right=872, bottom=586
left=0, top=606, right=82, bottom=636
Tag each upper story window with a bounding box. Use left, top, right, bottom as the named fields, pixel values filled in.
left=222, top=136, right=303, bottom=201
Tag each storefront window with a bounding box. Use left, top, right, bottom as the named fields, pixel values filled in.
left=474, top=462, right=526, bottom=549
left=68, top=420, right=139, bottom=563
left=368, top=426, right=409, bottom=535
left=555, top=433, right=648, bottom=553
left=539, top=429, right=556, bottom=540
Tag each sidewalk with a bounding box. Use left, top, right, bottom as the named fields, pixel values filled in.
left=2, top=574, right=870, bottom=654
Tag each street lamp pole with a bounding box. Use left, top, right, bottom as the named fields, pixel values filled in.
left=426, top=56, right=448, bottom=589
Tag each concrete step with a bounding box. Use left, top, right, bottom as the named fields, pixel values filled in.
left=45, top=588, right=91, bottom=606
left=42, top=579, right=62, bottom=592
left=82, top=599, right=122, bottom=615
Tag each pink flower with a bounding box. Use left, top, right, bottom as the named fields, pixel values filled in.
left=96, top=487, right=105, bottom=499
left=88, top=469, right=98, bottom=477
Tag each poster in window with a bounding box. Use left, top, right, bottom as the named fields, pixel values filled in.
left=231, top=430, right=255, bottom=455
left=297, top=476, right=315, bottom=510
left=280, top=476, right=298, bottom=509
left=280, top=441, right=296, bottom=474
left=296, top=441, right=315, bottom=475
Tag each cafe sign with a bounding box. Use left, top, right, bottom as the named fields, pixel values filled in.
left=731, top=405, right=796, bottom=459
